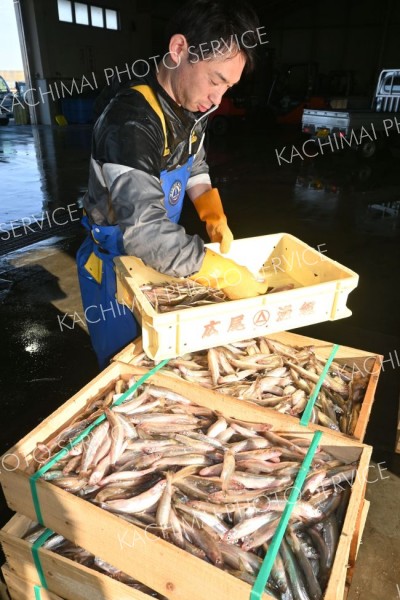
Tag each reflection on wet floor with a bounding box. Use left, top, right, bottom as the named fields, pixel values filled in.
left=0, top=128, right=44, bottom=222
left=367, top=200, right=400, bottom=217
left=2, top=122, right=399, bottom=239
left=292, top=152, right=400, bottom=237
left=0, top=124, right=92, bottom=225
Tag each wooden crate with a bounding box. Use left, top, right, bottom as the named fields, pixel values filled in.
left=0, top=361, right=372, bottom=600
left=1, top=564, right=63, bottom=600
left=115, top=233, right=358, bottom=360
left=113, top=330, right=382, bottom=442
left=0, top=503, right=370, bottom=600
left=0, top=514, right=160, bottom=600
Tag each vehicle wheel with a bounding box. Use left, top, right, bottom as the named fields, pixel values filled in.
left=0, top=117, right=9, bottom=126
left=210, top=116, right=228, bottom=135
left=359, top=140, right=376, bottom=158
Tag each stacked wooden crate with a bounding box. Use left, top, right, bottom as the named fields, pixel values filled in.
left=0, top=235, right=382, bottom=599
left=0, top=358, right=376, bottom=600
left=0, top=514, right=157, bottom=600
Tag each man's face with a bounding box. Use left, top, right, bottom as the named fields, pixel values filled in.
left=169, top=49, right=246, bottom=113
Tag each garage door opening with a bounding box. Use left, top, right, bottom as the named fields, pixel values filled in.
left=0, top=0, right=30, bottom=125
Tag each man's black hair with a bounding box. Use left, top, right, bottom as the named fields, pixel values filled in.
left=166, top=0, right=261, bottom=72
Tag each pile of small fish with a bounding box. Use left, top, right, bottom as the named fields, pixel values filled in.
left=139, top=281, right=295, bottom=313
left=140, top=280, right=228, bottom=312
left=130, top=336, right=369, bottom=435
left=30, top=378, right=358, bottom=600
left=23, top=522, right=166, bottom=597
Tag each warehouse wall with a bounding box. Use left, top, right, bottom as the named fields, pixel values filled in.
left=267, top=0, right=400, bottom=96
left=19, top=0, right=400, bottom=123
left=20, top=0, right=153, bottom=124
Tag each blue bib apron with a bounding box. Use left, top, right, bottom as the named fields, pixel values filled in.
left=76, top=156, right=194, bottom=368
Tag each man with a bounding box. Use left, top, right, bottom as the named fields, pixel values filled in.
left=77, top=0, right=268, bottom=368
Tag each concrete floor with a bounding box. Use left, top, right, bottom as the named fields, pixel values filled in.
left=0, top=118, right=400, bottom=598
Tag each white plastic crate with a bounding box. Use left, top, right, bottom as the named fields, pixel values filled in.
left=114, top=233, right=358, bottom=360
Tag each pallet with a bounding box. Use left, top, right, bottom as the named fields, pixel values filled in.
left=0, top=361, right=372, bottom=600
left=0, top=514, right=158, bottom=600
left=113, top=330, right=382, bottom=442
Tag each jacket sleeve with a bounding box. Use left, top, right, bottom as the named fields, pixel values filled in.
left=186, top=136, right=211, bottom=191
left=91, top=94, right=205, bottom=277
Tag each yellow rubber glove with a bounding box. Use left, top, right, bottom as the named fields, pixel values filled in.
left=192, top=188, right=233, bottom=254
left=190, top=249, right=269, bottom=300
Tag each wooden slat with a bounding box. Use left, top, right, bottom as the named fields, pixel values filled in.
left=0, top=514, right=158, bottom=600
left=0, top=472, right=262, bottom=600
left=1, top=564, right=63, bottom=600
left=343, top=500, right=370, bottom=599
left=0, top=362, right=123, bottom=468
left=112, top=338, right=144, bottom=363
left=354, top=500, right=370, bottom=562
left=0, top=567, right=10, bottom=600
left=324, top=453, right=370, bottom=600
left=0, top=362, right=371, bottom=600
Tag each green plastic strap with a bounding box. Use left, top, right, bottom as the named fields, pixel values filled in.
left=29, top=359, right=169, bottom=523
left=250, top=430, right=322, bottom=600
left=31, top=528, right=54, bottom=590
left=300, top=344, right=340, bottom=426
left=34, top=585, right=43, bottom=599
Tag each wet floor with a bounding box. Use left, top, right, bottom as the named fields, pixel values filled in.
left=0, top=124, right=92, bottom=223
left=0, top=118, right=400, bottom=597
